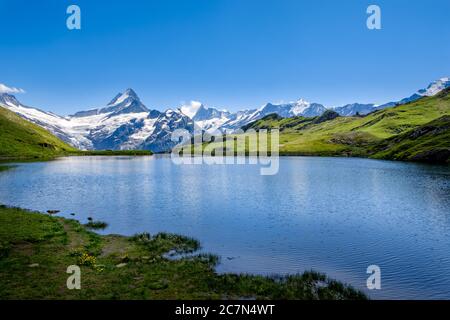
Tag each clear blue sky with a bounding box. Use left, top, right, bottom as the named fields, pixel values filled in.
left=1, top=0, right=449, bottom=114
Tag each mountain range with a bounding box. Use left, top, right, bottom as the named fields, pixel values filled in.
left=0, top=77, right=449, bottom=152
left=234, top=87, right=450, bottom=163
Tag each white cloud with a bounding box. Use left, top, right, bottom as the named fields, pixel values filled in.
left=0, top=83, right=25, bottom=94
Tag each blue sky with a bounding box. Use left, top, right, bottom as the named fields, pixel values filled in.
left=1, top=0, right=449, bottom=114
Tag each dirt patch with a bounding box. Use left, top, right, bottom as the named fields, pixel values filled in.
left=100, top=235, right=132, bottom=257
left=12, top=242, right=35, bottom=256
left=60, top=220, right=86, bottom=250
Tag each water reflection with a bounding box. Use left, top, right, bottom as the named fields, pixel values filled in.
left=0, top=156, right=449, bottom=299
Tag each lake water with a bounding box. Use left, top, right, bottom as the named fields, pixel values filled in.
left=1, top=156, right=449, bottom=299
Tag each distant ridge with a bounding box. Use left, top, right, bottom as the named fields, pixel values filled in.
left=1, top=77, right=449, bottom=153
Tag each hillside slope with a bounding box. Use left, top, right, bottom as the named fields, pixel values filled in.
left=208, top=88, right=450, bottom=163
left=0, top=106, right=76, bottom=160
left=370, top=115, right=450, bottom=163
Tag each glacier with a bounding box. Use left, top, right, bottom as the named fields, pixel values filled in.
left=1, top=77, right=449, bottom=152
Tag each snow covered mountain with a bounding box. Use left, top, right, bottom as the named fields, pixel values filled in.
left=1, top=77, right=448, bottom=152
left=333, top=103, right=376, bottom=116
left=377, top=77, right=450, bottom=110
left=140, top=109, right=197, bottom=152
left=418, top=77, right=450, bottom=96
left=0, top=92, right=93, bottom=149
left=331, top=77, right=450, bottom=116
left=183, top=99, right=327, bottom=133
left=0, top=89, right=197, bottom=152
left=253, top=99, right=327, bottom=119
left=191, top=105, right=231, bottom=133
left=71, top=89, right=149, bottom=117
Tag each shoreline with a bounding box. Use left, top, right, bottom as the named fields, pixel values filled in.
left=0, top=150, right=450, bottom=171
left=0, top=203, right=367, bottom=300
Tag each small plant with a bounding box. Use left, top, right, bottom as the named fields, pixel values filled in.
left=131, top=232, right=201, bottom=256
left=120, top=254, right=130, bottom=263
left=0, top=165, right=15, bottom=172
left=94, top=264, right=105, bottom=273
left=130, top=232, right=151, bottom=243
left=0, top=241, right=10, bottom=259
left=73, top=251, right=104, bottom=272
left=77, top=253, right=97, bottom=267
left=155, top=233, right=200, bottom=254
left=84, top=221, right=108, bottom=230
left=69, top=247, right=84, bottom=257
left=200, top=253, right=220, bottom=266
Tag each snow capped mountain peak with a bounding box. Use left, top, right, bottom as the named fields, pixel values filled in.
left=374, top=77, right=450, bottom=110
left=418, top=77, right=450, bottom=97
left=295, top=98, right=309, bottom=105
left=0, top=92, right=23, bottom=107
left=290, top=98, right=311, bottom=116
left=164, top=108, right=177, bottom=116
left=177, top=101, right=232, bottom=133
left=193, top=104, right=230, bottom=121
left=179, top=100, right=203, bottom=118
left=333, top=103, right=375, bottom=116
left=3, top=76, right=449, bottom=152
left=254, top=98, right=325, bottom=118
left=124, top=88, right=139, bottom=97
left=108, top=88, right=140, bottom=106
left=72, top=88, right=148, bottom=118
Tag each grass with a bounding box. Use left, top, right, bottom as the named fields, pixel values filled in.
left=0, top=165, right=14, bottom=172
left=0, top=106, right=76, bottom=161
left=0, top=105, right=152, bottom=160
left=3, top=89, right=448, bottom=164
left=0, top=205, right=366, bottom=300
left=198, top=88, right=450, bottom=163
left=84, top=221, right=109, bottom=230
left=370, top=115, right=450, bottom=162
left=71, top=150, right=152, bottom=156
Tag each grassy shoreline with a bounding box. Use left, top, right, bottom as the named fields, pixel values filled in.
left=0, top=165, right=15, bottom=172
left=69, top=150, right=153, bottom=157
left=0, top=150, right=153, bottom=163
left=0, top=204, right=367, bottom=300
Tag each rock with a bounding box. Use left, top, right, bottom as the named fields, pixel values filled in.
left=47, top=210, right=60, bottom=215
left=70, top=213, right=75, bottom=216
left=28, top=263, right=39, bottom=268
left=312, top=110, right=340, bottom=124
left=116, top=263, right=127, bottom=268
left=148, top=279, right=169, bottom=290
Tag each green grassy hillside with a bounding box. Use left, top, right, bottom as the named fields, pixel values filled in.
left=370, top=115, right=450, bottom=162
left=0, top=106, right=76, bottom=160
left=204, top=88, right=450, bottom=163
left=0, top=106, right=152, bottom=160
